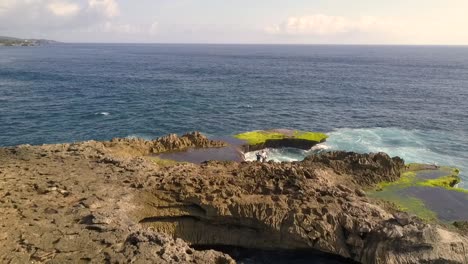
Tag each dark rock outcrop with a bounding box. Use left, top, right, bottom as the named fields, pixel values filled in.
left=242, top=138, right=323, bottom=152
left=103, top=131, right=227, bottom=156
left=305, top=151, right=405, bottom=186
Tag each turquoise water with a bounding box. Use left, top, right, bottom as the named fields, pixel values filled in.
left=0, top=44, right=467, bottom=185
left=327, top=128, right=467, bottom=187
left=245, top=127, right=467, bottom=188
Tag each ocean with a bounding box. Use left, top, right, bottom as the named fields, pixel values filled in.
left=0, top=44, right=467, bottom=186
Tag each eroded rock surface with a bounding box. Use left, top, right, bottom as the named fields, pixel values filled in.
left=0, top=133, right=466, bottom=264
left=305, top=151, right=405, bottom=186
left=102, top=131, right=227, bottom=157
left=136, top=159, right=467, bottom=263
left=0, top=133, right=232, bottom=264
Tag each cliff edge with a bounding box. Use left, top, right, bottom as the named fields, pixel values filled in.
left=0, top=132, right=466, bottom=263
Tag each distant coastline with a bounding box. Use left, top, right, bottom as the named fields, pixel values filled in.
left=0, top=36, right=59, bottom=46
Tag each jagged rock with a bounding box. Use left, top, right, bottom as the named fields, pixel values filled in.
left=304, top=151, right=405, bottom=186
left=121, top=231, right=235, bottom=264
left=105, top=131, right=227, bottom=157
left=134, top=154, right=466, bottom=263
left=393, top=212, right=411, bottom=226
left=0, top=133, right=466, bottom=264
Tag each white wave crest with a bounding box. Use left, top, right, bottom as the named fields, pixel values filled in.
left=310, top=143, right=330, bottom=152
left=126, top=134, right=154, bottom=140
left=325, top=127, right=466, bottom=187
left=243, top=127, right=466, bottom=188
left=94, top=112, right=110, bottom=116
left=244, top=147, right=310, bottom=162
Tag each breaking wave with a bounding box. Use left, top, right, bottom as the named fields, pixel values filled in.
left=244, top=127, right=466, bottom=187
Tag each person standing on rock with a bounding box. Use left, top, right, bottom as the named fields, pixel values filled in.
left=256, top=152, right=262, bottom=162
left=261, top=150, right=268, bottom=162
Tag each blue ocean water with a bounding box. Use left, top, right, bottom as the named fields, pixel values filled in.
left=0, top=44, right=467, bottom=184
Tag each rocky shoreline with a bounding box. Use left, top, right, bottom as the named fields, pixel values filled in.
left=0, top=132, right=467, bottom=263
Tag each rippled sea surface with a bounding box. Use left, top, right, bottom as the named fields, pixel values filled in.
left=1, top=44, right=467, bottom=183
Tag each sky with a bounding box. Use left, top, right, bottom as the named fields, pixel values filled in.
left=1, top=0, right=468, bottom=44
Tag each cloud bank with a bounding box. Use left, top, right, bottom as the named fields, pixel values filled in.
left=1, top=2, right=468, bottom=44
left=0, top=0, right=120, bottom=35
left=265, top=14, right=468, bottom=44
left=0, top=0, right=119, bottom=19
left=0, top=0, right=162, bottom=41
left=266, top=14, right=405, bottom=36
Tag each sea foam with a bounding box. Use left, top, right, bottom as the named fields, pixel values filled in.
left=244, top=127, right=466, bottom=188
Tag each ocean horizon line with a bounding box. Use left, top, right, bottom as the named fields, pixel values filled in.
left=43, top=42, right=468, bottom=47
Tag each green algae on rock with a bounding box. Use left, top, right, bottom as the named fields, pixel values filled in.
left=234, top=131, right=285, bottom=145
left=234, top=129, right=328, bottom=152
left=369, top=164, right=468, bottom=222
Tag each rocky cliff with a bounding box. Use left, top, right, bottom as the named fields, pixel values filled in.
left=0, top=132, right=466, bottom=264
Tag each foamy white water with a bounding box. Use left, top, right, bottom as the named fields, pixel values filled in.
left=244, top=148, right=313, bottom=162
left=126, top=134, right=154, bottom=140
left=244, top=127, right=467, bottom=188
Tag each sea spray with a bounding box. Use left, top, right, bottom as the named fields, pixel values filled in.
left=325, top=128, right=467, bottom=187
left=244, top=127, right=466, bottom=188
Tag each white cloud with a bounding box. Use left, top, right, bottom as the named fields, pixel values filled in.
left=266, top=14, right=405, bottom=36
left=264, top=14, right=468, bottom=44
left=88, top=0, right=119, bottom=18
left=47, top=1, right=80, bottom=17
left=0, top=0, right=124, bottom=36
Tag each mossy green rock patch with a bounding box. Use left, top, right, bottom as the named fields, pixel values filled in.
left=370, top=164, right=468, bottom=222
left=234, top=129, right=327, bottom=151
left=234, top=131, right=286, bottom=145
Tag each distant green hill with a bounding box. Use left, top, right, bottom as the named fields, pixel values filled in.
left=0, top=36, right=59, bottom=46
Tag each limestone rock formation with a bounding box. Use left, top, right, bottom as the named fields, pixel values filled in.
left=0, top=133, right=229, bottom=264
left=120, top=231, right=235, bottom=264
left=103, top=131, right=227, bottom=157
left=0, top=133, right=467, bottom=264
left=135, top=158, right=467, bottom=264
left=304, top=151, right=405, bottom=186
